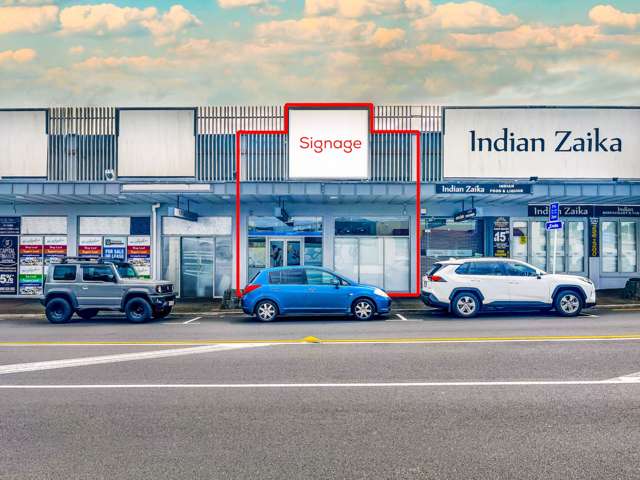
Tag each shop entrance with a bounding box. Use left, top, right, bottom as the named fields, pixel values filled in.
left=268, top=238, right=301, bottom=267
left=180, top=237, right=214, bottom=298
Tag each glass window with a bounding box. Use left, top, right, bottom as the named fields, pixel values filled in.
left=602, top=221, right=618, bottom=273
left=504, top=262, right=537, bottom=277
left=511, top=221, right=528, bottom=262
left=359, top=237, right=384, bottom=287
left=384, top=237, right=409, bottom=291
left=334, top=238, right=358, bottom=281
left=567, top=222, right=585, bottom=273
left=335, top=217, right=409, bottom=236
left=215, top=237, right=232, bottom=296
left=53, top=265, right=76, bottom=281
left=306, top=269, right=338, bottom=285
left=466, top=262, right=504, bottom=276
left=269, top=268, right=306, bottom=285
left=621, top=222, right=637, bottom=273
left=114, top=262, right=139, bottom=279
left=548, top=228, right=565, bottom=273
left=530, top=222, right=547, bottom=271
left=248, top=216, right=322, bottom=236
left=304, top=237, right=323, bottom=266
left=422, top=218, right=484, bottom=272
left=82, top=265, right=116, bottom=282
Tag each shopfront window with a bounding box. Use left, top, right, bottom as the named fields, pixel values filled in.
left=602, top=220, right=638, bottom=274
left=511, top=221, right=528, bottom=263
left=422, top=218, right=484, bottom=272
left=335, top=217, right=410, bottom=291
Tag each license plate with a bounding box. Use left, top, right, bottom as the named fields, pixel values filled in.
left=168, top=301, right=175, bottom=306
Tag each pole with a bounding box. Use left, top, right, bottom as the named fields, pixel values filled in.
left=552, top=228, right=558, bottom=274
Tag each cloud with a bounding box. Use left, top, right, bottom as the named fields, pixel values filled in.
left=383, top=43, right=464, bottom=65
left=0, top=5, right=58, bottom=34
left=589, top=4, right=640, bottom=30
left=68, top=45, right=84, bottom=55
left=304, top=0, right=432, bottom=18
left=370, top=27, right=405, bottom=48
left=59, top=3, right=200, bottom=42
left=413, top=1, right=519, bottom=31
left=218, top=0, right=266, bottom=7
left=452, top=24, right=601, bottom=50
left=74, top=55, right=172, bottom=70
left=0, top=48, right=37, bottom=64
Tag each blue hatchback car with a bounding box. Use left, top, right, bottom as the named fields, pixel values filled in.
left=241, top=266, right=392, bottom=322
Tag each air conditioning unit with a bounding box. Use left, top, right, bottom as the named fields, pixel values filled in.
left=104, top=169, right=117, bottom=181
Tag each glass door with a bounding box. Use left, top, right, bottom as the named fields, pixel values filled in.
left=268, top=238, right=301, bottom=267
left=180, top=237, right=214, bottom=298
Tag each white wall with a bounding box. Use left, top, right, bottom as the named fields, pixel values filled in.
left=0, top=110, right=47, bottom=177
left=118, top=109, right=195, bottom=177
left=444, top=108, right=640, bottom=180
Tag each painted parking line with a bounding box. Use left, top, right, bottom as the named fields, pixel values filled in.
left=183, top=316, right=202, bottom=325
left=1, top=379, right=640, bottom=389
left=0, top=343, right=272, bottom=375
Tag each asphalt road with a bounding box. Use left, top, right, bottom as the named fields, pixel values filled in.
left=1, top=309, right=640, bottom=479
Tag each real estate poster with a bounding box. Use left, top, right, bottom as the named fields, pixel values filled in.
left=79, top=236, right=103, bottom=258
left=127, top=236, right=151, bottom=278
left=19, top=236, right=44, bottom=295
left=0, top=235, right=19, bottom=294
left=103, top=236, right=127, bottom=261
left=44, top=236, right=68, bottom=271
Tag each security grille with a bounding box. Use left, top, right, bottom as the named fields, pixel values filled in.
left=48, top=107, right=117, bottom=182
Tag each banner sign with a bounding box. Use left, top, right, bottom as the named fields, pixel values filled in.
left=44, top=236, right=68, bottom=270
left=0, top=236, right=19, bottom=294
left=79, top=236, right=103, bottom=258
left=529, top=204, right=640, bottom=217
left=127, top=236, right=151, bottom=279
left=19, top=236, right=44, bottom=295
left=492, top=217, right=510, bottom=258
left=436, top=183, right=531, bottom=195
left=589, top=218, right=600, bottom=258
left=0, top=217, right=20, bottom=236
left=103, top=236, right=127, bottom=261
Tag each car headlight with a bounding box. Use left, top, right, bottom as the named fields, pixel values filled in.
left=374, top=288, right=389, bottom=297
left=156, top=285, right=162, bottom=293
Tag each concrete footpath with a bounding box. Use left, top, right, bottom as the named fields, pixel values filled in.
left=1, top=290, right=639, bottom=317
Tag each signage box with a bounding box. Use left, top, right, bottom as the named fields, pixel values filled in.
left=436, top=183, right=531, bottom=195
left=169, top=208, right=198, bottom=222
left=453, top=208, right=477, bottom=222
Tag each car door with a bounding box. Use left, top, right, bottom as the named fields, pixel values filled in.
left=271, top=268, right=308, bottom=313
left=503, top=261, right=550, bottom=304
left=457, top=261, right=511, bottom=304
left=304, top=268, right=351, bottom=312
left=79, top=264, right=122, bottom=308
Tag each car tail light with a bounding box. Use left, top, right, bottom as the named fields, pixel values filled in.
left=243, top=284, right=261, bottom=294
left=428, top=275, right=446, bottom=282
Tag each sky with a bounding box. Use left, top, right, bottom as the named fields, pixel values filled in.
left=1, top=0, right=639, bottom=106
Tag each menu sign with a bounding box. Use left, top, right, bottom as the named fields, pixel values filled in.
left=492, top=217, right=510, bottom=258
left=0, top=236, right=18, bottom=294
left=127, top=236, right=151, bottom=279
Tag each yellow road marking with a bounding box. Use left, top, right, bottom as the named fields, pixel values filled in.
left=2, top=333, right=640, bottom=346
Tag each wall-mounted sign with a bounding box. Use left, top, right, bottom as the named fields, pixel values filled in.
left=44, top=236, right=67, bottom=271
left=492, top=217, right=510, bottom=258
left=453, top=208, right=477, bottom=222
left=127, top=236, right=151, bottom=279
left=103, top=236, right=127, bottom=261
left=78, top=236, right=103, bottom=258
left=589, top=218, right=600, bottom=258
left=0, top=236, right=18, bottom=294
left=594, top=205, right=640, bottom=217
left=529, top=204, right=640, bottom=217
left=443, top=107, right=640, bottom=179
left=19, top=236, right=44, bottom=295
left=288, top=108, right=369, bottom=180
left=0, top=217, right=20, bottom=236
left=169, top=207, right=198, bottom=222
left=436, top=183, right=531, bottom=195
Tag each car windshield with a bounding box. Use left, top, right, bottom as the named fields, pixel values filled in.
left=115, top=263, right=140, bottom=279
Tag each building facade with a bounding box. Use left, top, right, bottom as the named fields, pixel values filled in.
left=0, top=104, right=638, bottom=299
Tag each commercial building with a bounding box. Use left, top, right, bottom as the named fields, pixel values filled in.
left=0, top=104, right=639, bottom=299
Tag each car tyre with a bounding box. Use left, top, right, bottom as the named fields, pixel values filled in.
left=78, top=309, right=99, bottom=320
left=46, top=298, right=73, bottom=324
left=352, top=298, right=375, bottom=321
left=451, top=292, right=480, bottom=318
left=153, top=307, right=172, bottom=319
left=255, top=300, right=278, bottom=322
left=554, top=290, right=583, bottom=317
left=125, top=297, right=152, bottom=323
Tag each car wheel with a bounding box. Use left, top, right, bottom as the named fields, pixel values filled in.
left=554, top=290, right=583, bottom=317
left=452, top=292, right=480, bottom=318
left=153, top=307, right=172, bottom=319
left=352, top=298, right=375, bottom=321
left=255, top=300, right=278, bottom=322
left=46, top=298, right=73, bottom=324
left=78, top=309, right=99, bottom=320
left=125, top=297, right=152, bottom=323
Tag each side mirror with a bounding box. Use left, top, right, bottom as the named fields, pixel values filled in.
left=331, top=279, right=340, bottom=288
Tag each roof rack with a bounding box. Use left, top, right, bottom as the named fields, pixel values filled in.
left=61, top=257, right=124, bottom=264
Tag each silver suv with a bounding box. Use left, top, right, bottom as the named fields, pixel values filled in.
left=41, top=257, right=175, bottom=324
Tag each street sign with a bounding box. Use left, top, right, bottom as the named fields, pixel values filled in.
left=545, top=220, right=563, bottom=231
left=549, top=202, right=559, bottom=222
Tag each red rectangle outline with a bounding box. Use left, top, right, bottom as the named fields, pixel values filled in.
left=235, top=102, right=421, bottom=298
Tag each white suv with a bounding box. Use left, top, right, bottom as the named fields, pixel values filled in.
left=422, top=258, right=596, bottom=318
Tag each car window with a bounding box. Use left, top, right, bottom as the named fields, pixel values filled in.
left=115, top=263, right=139, bottom=279
left=463, top=262, right=504, bottom=276
left=454, top=263, right=469, bottom=275
left=504, top=262, right=538, bottom=277
left=53, top=265, right=76, bottom=281
left=82, top=265, right=116, bottom=282
left=428, top=264, right=444, bottom=276
left=306, top=269, right=338, bottom=285
left=269, top=269, right=307, bottom=285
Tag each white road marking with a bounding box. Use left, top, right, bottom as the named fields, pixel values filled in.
left=580, top=313, right=600, bottom=318
left=387, top=313, right=421, bottom=322
left=0, top=343, right=271, bottom=375
left=396, top=314, right=408, bottom=321
left=610, top=370, right=640, bottom=383
left=0, top=380, right=639, bottom=389
left=183, top=316, right=202, bottom=325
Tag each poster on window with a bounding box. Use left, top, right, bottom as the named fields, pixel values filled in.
left=493, top=217, right=510, bottom=258
left=79, top=236, right=103, bottom=258
left=127, top=236, right=151, bottom=278
left=0, top=217, right=20, bottom=236
left=0, top=236, right=18, bottom=294
left=44, top=236, right=68, bottom=271
left=103, top=236, right=127, bottom=261
left=19, top=236, right=44, bottom=295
